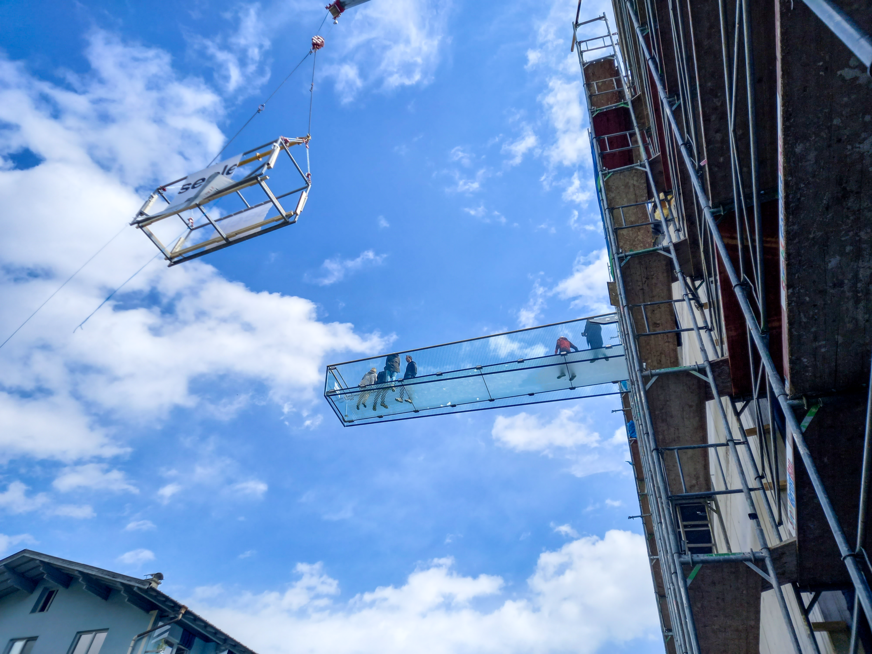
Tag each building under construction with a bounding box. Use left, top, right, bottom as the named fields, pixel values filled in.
left=572, top=0, right=871, bottom=651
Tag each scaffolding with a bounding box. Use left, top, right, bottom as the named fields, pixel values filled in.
left=575, top=4, right=872, bottom=652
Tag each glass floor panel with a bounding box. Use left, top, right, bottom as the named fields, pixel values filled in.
left=324, top=314, right=629, bottom=425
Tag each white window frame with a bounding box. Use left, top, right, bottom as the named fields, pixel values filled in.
left=68, top=630, right=108, bottom=654
left=5, top=638, right=37, bottom=654
left=30, top=587, right=58, bottom=613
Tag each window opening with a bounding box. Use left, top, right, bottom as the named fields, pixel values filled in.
left=179, top=630, right=195, bottom=650
left=70, top=631, right=107, bottom=654
left=5, top=639, right=37, bottom=654
left=30, top=588, right=57, bottom=613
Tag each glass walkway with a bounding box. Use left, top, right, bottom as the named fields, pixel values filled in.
left=324, top=314, right=629, bottom=425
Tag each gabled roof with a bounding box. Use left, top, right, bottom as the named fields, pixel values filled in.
left=0, top=550, right=257, bottom=654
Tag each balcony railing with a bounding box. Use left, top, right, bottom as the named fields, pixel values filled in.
left=324, top=314, right=629, bottom=425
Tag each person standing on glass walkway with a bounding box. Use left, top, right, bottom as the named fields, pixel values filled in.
left=356, top=367, right=377, bottom=410
left=385, top=353, right=401, bottom=387
left=372, top=369, right=392, bottom=411
left=396, top=355, right=417, bottom=404
left=582, top=320, right=608, bottom=361
left=555, top=336, right=579, bottom=382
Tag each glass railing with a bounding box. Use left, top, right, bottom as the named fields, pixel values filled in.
left=324, top=314, right=629, bottom=425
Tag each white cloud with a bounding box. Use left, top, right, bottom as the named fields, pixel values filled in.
left=0, top=32, right=387, bottom=472
left=487, top=335, right=547, bottom=360
left=0, top=533, right=36, bottom=555
left=0, top=482, right=49, bottom=514
left=125, top=520, right=156, bottom=532
left=605, top=499, right=623, bottom=508
left=568, top=209, right=600, bottom=233
left=524, top=0, right=614, bottom=170
left=52, top=504, right=95, bottom=519
left=377, top=216, right=390, bottom=229
left=240, top=550, right=256, bottom=559
left=501, top=125, right=538, bottom=166
left=450, top=146, right=474, bottom=167
left=552, top=248, right=611, bottom=314
left=157, top=483, right=183, bottom=504
left=232, top=480, right=268, bottom=499
left=323, top=506, right=354, bottom=522
left=493, top=407, right=601, bottom=453
left=445, top=168, right=489, bottom=194
left=552, top=523, right=580, bottom=539
left=306, top=250, right=387, bottom=286
left=0, top=393, right=123, bottom=463
left=492, top=406, right=627, bottom=477
left=562, top=171, right=593, bottom=205
left=53, top=463, right=138, bottom=494
left=323, top=0, right=451, bottom=103
left=188, top=531, right=657, bottom=654
left=117, top=548, right=155, bottom=566
left=539, top=78, right=589, bottom=168
left=190, top=5, right=271, bottom=95
left=462, top=204, right=506, bottom=226
left=517, top=278, right=548, bottom=329
left=0, top=481, right=94, bottom=518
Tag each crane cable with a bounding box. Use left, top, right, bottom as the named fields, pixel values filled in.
left=0, top=12, right=330, bottom=351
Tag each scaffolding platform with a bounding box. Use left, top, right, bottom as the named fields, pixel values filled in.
left=324, top=315, right=628, bottom=425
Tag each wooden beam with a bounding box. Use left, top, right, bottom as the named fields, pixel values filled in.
left=607, top=281, right=619, bottom=307
left=39, top=562, right=72, bottom=589
left=75, top=572, right=111, bottom=601
left=703, top=357, right=733, bottom=401
left=1, top=565, right=35, bottom=594
left=120, top=588, right=156, bottom=613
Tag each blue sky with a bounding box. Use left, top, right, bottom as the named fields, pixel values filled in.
left=0, top=0, right=662, bottom=652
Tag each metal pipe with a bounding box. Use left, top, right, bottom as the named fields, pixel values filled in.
left=627, top=0, right=872, bottom=631
left=680, top=552, right=766, bottom=564
left=802, top=0, right=872, bottom=73
left=587, top=107, right=697, bottom=653
left=849, top=353, right=872, bottom=653
left=790, top=584, right=824, bottom=654
left=741, top=0, right=766, bottom=330
left=125, top=607, right=186, bottom=654
left=607, top=23, right=710, bottom=651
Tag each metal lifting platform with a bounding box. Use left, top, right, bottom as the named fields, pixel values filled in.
left=131, top=136, right=311, bottom=266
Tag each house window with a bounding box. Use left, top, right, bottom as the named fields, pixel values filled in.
left=69, top=631, right=107, bottom=654
left=179, top=631, right=195, bottom=650
left=5, top=639, right=37, bottom=654
left=30, top=588, right=57, bottom=613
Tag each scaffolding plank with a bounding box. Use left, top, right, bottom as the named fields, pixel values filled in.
left=648, top=374, right=710, bottom=494
left=777, top=0, right=872, bottom=395
left=582, top=57, right=622, bottom=109
left=795, top=395, right=872, bottom=587
left=684, top=562, right=762, bottom=654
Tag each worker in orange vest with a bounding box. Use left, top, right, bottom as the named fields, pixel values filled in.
left=554, top=336, right=579, bottom=382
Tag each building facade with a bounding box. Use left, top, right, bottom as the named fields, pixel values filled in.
left=0, top=550, right=254, bottom=654
left=573, top=0, right=872, bottom=652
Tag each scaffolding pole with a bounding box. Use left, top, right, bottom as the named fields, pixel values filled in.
left=619, top=0, right=872, bottom=635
